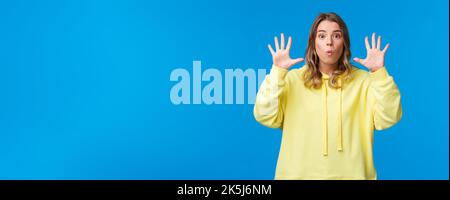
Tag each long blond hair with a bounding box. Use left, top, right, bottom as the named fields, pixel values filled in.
left=303, top=12, right=352, bottom=89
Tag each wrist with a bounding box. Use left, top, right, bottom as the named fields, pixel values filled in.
left=272, top=64, right=289, bottom=72
left=273, top=62, right=289, bottom=70
left=370, top=66, right=384, bottom=72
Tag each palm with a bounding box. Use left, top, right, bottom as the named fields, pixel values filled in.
left=353, top=33, right=390, bottom=72
left=268, top=33, right=304, bottom=69
left=273, top=51, right=299, bottom=68
left=361, top=49, right=384, bottom=69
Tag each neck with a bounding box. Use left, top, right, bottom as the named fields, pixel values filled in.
left=319, top=62, right=338, bottom=75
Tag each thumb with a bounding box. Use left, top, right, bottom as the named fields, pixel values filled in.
left=292, top=58, right=304, bottom=65
left=353, top=57, right=363, bottom=64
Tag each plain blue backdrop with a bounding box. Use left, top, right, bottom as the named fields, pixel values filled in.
left=0, top=0, right=448, bottom=180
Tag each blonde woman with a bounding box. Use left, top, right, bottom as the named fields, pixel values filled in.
left=254, top=12, right=402, bottom=180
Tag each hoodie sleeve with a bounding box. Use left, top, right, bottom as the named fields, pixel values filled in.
left=253, top=65, right=288, bottom=128
left=368, top=67, right=403, bottom=130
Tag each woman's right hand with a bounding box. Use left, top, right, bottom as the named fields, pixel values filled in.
left=268, top=33, right=304, bottom=69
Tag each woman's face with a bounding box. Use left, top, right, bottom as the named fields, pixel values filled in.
left=315, top=20, right=344, bottom=67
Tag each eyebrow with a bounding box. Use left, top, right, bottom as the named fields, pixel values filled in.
left=318, top=30, right=342, bottom=33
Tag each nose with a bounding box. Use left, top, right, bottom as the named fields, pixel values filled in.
left=326, top=36, right=333, bottom=46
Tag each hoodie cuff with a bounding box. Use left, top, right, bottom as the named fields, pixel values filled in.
left=270, top=65, right=288, bottom=80
left=369, top=66, right=389, bottom=81
left=269, top=65, right=288, bottom=86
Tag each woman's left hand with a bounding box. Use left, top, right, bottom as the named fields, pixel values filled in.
left=353, top=32, right=390, bottom=72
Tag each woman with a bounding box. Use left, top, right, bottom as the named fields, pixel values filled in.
left=254, top=12, right=402, bottom=180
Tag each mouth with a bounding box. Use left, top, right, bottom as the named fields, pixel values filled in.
left=325, top=50, right=334, bottom=56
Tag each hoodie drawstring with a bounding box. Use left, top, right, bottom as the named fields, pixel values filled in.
left=337, top=86, right=343, bottom=151
left=322, top=81, right=328, bottom=156
left=322, top=76, right=343, bottom=156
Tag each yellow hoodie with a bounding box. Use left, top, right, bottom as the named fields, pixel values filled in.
left=254, top=65, right=402, bottom=180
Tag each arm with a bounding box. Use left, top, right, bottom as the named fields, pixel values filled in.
left=368, top=67, right=403, bottom=130
left=254, top=33, right=304, bottom=128
left=254, top=66, right=288, bottom=128
left=354, top=33, right=402, bottom=130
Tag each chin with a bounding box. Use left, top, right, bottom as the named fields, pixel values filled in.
left=321, top=59, right=339, bottom=66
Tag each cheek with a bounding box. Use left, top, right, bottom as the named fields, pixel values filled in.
left=315, top=40, right=326, bottom=53
left=336, top=41, right=344, bottom=50
left=335, top=41, right=344, bottom=56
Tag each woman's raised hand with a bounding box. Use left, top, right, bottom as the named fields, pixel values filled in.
left=268, top=33, right=304, bottom=69
left=353, top=32, right=390, bottom=72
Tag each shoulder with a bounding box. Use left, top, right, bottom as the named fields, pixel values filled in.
left=287, top=65, right=308, bottom=80
left=346, top=66, right=376, bottom=90
left=282, top=65, right=308, bottom=87
left=284, top=65, right=372, bottom=83
left=287, top=65, right=368, bottom=79
left=349, top=65, right=371, bottom=81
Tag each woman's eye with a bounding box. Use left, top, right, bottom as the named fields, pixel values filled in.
left=318, top=34, right=325, bottom=39
left=334, top=34, right=341, bottom=39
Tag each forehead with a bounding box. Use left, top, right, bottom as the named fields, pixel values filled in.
left=317, top=20, right=341, bottom=31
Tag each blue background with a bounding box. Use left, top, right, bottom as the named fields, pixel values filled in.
left=0, top=0, right=448, bottom=180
